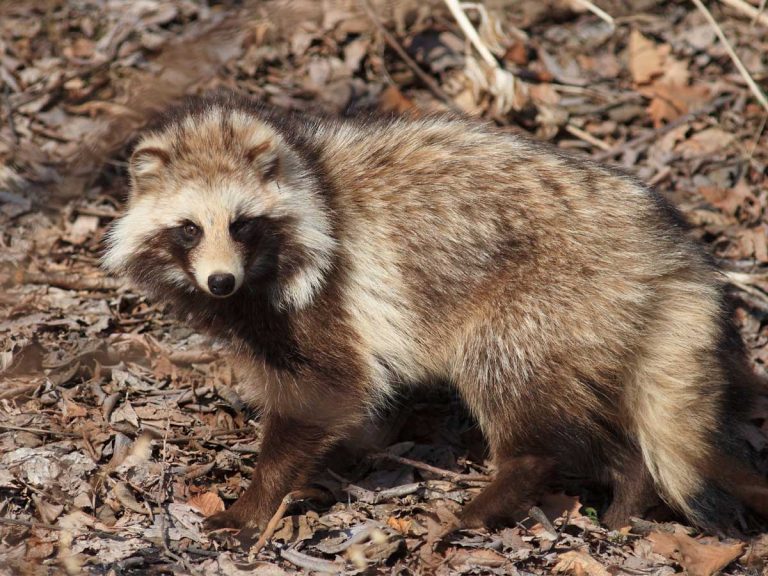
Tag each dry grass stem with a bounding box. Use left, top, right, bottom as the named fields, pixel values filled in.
left=360, top=0, right=459, bottom=110
left=692, top=0, right=768, bottom=113
left=719, top=0, right=768, bottom=27
left=569, top=0, right=615, bottom=27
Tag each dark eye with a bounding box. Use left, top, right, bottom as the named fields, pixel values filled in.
left=182, top=222, right=201, bottom=240
left=174, top=221, right=202, bottom=247
left=230, top=217, right=262, bottom=242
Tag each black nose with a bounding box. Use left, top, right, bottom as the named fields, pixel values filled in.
left=208, top=273, right=236, bottom=296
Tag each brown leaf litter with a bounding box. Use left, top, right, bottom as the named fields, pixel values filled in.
left=1, top=0, right=767, bottom=574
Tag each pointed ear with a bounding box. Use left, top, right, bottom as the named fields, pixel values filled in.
left=130, top=145, right=170, bottom=181
left=246, top=138, right=282, bottom=182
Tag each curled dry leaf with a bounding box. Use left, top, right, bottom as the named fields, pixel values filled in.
left=447, top=547, right=509, bottom=570
left=113, top=481, right=149, bottom=515
left=553, top=550, right=611, bottom=576
left=628, top=29, right=667, bottom=85
left=648, top=526, right=744, bottom=576
left=188, top=491, right=226, bottom=517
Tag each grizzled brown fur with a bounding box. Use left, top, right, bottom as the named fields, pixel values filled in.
left=103, top=92, right=767, bottom=532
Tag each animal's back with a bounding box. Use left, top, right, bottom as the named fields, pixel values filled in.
left=306, top=114, right=757, bottom=528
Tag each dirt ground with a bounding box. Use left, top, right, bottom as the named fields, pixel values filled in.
left=1, top=0, right=768, bottom=574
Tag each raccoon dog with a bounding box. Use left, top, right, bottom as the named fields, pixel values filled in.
left=103, top=92, right=767, bottom=532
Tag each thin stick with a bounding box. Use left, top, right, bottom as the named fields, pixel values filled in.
left=443, top=0, right=497, bottom=68
left=746, top=112, right=768, bottom=161
left=565, top=123, right=613, bottom=151
left=0, top=517, right=129, bottom=541
left=593, top=95, right=731, bottom=161
left=2, top=84, right=19, bottom=144
left=442, top=0, right=518, bottom=114
left=691, top=0, right=768, bottom=113
left=251, top=488, right=327, bottom=554
left=360, top=0, right=459, bottom=111
left=15, top=271, right=123, bottom=292
left=280, top=548, right=345, bottom=573
left=719, top=0, right=768, bottom=27
left=0, top=424, right=79, bottom=438
left=569, top=0, right=615, bottom=27
left=373, top=452, right=490, bottom=482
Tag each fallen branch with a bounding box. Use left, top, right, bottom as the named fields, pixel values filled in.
left=166, top=350, right=220, bottom=365
left=372, top=452, right=490, bottom=483
left=14, top=270, right=123, bottom=292
left=280, top=547, right=345, bottom=573
left=691, top=0, right=768, bottom=113
left=0, top=424, right=79, bottom=438
left=328, top=469, right=422, bottom=504
left=252, top=488, right=328, bottom=554
left=565, top=122, right=612, bottom=151
left=0, top=517, right=129, bottom=540
left=360, top=0, right=459, bottom=111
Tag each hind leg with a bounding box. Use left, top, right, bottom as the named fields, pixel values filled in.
left=451, top=333, right=596, bottom=529
left=460, top=454, right=555, bottom=528
left=602, top=453, right=660, bottom=529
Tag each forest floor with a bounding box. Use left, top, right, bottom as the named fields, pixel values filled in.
left=1, top=0, right=768, bottom=574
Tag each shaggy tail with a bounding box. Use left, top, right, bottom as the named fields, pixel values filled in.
left=631, top=364, right=768, bottom=528
left=626, top=278, right=768, bottom=528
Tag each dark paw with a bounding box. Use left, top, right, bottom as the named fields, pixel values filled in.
left=602, top=509, right=630, bottom=531
left=204, top=508, right=252, bottom=532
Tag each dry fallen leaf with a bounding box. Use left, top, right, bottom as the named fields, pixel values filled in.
left=379, top=85, right=416, bottom=114
left=188, top=491, right=225, bottom=517
left=648, top=526, right=744, bottom=576
left=677, top=127, right=735, bottom=159
left=386, top=515, right=412, bottom=534
left=113, top=482, right=149, bottom=515
left=553, top=550, right=611, bottom=576
left=539, top=491, right=583, bottom=520
left=735, top=226, right=768, bottom=263
left=447, top=548, right=509, bottom=569
left=700, top=179, right=755, bottom=217
left=641, top=82, right=711, bottom=127
left=628, top=29, right=711, bottom=126
left=628, top=29, right=667, bottom=85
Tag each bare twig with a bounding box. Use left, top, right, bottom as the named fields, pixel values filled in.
left=328, top=469, right=422, bottom=504
left=691, top=0, right=768, bottom=113
left=167, top=350, right=220, bottom=365
left=528, top=506, right=558, bottom=538
left=442, top=0, right=518, bottom=114
left=280, top=547, right=345, bottom=573
left=0, top=517, right=129, bottom=541
left=0, top=424, right=79, bottom=438
left=443, top=0, right=497, bottom=68
left=2, top=84, right=19, bottom=144
left=725, top=271, right=768, bottom=311
left=360, top=0, right=459, bottom=111
left=565, top=123, right=612, bottom=151
left=569, top=0, right=615, bottom=27
left=719, top=0, right=768, bottom=27
left=160, top=507, right=196, bottom=574
left=15, top=271, right=123, bottom=292
left=372, top=452, right=490, bottom=483
left=747, top=112, right=768, bottom=161
left=156, top=427, right=257, bottom=445
left=593, top=95, right=732, bottom=161
left=252, top=488, right=328, bottom=554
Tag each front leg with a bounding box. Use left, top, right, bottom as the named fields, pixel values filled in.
left=205, top=411, right=352, bottom=530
